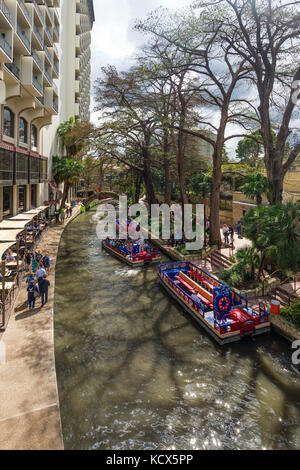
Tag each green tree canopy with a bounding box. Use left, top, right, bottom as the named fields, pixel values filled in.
left=52, top=155, right=83, bottom=210
left=241, top=174, right=270, bottom=205
left=242, top=203, right=300, bottom=276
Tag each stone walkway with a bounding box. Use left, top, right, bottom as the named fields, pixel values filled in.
left=0, top=206, right=81, bottom=450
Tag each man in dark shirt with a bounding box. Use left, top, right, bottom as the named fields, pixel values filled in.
left=40, top=275, right=50, bottom=307
left=27, top=280, right=39, bottom=310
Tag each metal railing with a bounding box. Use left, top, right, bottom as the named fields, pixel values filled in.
left=44, top=46, right=52, bottom=63
left=33, top=76, right=43, bottom=94
left=33, top=24, right=43, bottom=47
left=0, top=0, right=11, bottom=23
left=31, top=48, right=42, bottom=69
left=33, top=0, right=44, bottom=25
left=17, top=0, right=31, bottom=24
left=5, top=62, right=20, bottom=79
left=17, top=24, right=30, bottom=51
left=0, top=34, right=12, bottom=58
left=44, top=68, right=52, bottom=83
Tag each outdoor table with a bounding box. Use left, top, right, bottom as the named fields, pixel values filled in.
left=5, top=261, right=23, bottom=269
left=0, top=282, right=15, bottom=291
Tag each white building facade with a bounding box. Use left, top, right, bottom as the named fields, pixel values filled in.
left=0, top=0, right=94, bottom=221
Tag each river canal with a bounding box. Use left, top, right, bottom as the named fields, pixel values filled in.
left=54, top=209, right=300, bottom=450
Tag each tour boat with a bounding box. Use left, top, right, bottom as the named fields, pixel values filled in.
left=158, top=261, right=270, bottom=345
left=102, top=239, right=161, bottom=267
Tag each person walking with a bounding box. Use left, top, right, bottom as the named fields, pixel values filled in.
left=61, top=208, right=66, bottom=224
left=42, top=253, right=50, bottom=275
left=35, top=250, right=43, bottom=266
left=229, top=225, right=234, bottom=242
left=32, top=253, right=38, bottom=273
left=40, top=275, right=50, bottom=307
left=36, top=265, right=47, bottom=292
left=222, top=224, right=230, bottom=244
left=27, top=280, right=39, bottom=310
left=236, top=220, right=242, bottom=238
left=55, top=209, right=60, bottom=224
left=25, top=249, right=32, bottom=273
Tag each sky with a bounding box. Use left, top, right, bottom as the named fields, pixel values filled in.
left=89, top=0, right=242, bottom=157
left=90, top=0, right=192, bottom=121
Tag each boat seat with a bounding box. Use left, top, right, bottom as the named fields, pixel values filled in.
left=175, top=276, right=196, bottom=294
left=187, top=270, right=215, bottom=291
left=179, top=271, right=213, bottom=303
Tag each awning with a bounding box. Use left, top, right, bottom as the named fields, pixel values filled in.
left=0, top=230, right=24, bottom=243
left=9, top=214, right=35, bottom=221
left=0, top=242, right=16, bottom=259
left=0, top=220, right=29, bottom=231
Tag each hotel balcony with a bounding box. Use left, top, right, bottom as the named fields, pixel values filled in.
left=15, top=23, right=31, bottom=54
left=32, top=24, right=44, bottom=48
left=0, top=33, right=12, bottom=62
left=17, top=0, right=31, bottom=28
left=0, top=0, right=13, bottom=28
left=31, top=47, right=43, bottom=71
left=21, top=56, right=43, bottom=96
left=4, top=61, right=20, bottom=81
left=44, top=87, right=58, bottom=115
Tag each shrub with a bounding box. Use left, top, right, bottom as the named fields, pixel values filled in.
left=280, top=300, right=300, bottom=329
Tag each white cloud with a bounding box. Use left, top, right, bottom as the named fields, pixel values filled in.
left=90, top=0, right=192, bottom=119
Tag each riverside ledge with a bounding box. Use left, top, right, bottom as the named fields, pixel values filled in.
left=0, top=206, right=81, bottom=450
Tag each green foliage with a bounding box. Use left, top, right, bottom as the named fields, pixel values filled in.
left=236, top=130, right=263, bottom=168
left=241, top=174, right=270, bottom=205
left=52, top=155, right=83, bottom=185
left=218, top=247, right=261, bottom=288
left=242, top=203, right=300, bottom=273
left=189, top=173, right=211, bottom=197
left=280, top=300, right=300, bottom=329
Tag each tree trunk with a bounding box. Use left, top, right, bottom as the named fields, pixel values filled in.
left=209, top=145, right=223, bottom=248
left=59, top=182, right=70, bottom=211
left=143, top=150, right=157, bottom=206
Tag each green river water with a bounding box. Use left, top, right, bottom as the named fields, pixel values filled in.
left=54, top=208, right=300, bottom=450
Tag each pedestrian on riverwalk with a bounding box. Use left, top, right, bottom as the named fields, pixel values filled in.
left=27, top=280, right=39, bottom=310
left=236, top=220, right=243, bottom=238
left=55, top=209, right=60, bottom=224
left=42, top=253, right=50, bottom=275
left=25, top=250, right=32, bottom=273
left=222, top=224, right=230, bottom=244
left=61, top=208, right=66, bottom=224
left=40, top=275, right=50, bottom=307
left=36, top=265, right=46, bottom=291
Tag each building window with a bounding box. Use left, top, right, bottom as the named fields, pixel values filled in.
left=16, top=152, right=29, bottom=184
left=18, top=185, right=26, bottom=211
left=3, top=107, right=14, bottom=138
left=41, top=160, right=47, bottom=181
left=31, top=184, right=37, bottom=208
left=30, top=156, right=40, bottom=183
left=0, top=149, right=13, bottom=184
left=19, top=117, right=28, bottom=144
left=3, top=187, right=12, bottom=217
left=31, top=124, right=38, bottom=148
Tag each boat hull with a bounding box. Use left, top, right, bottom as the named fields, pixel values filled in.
left=102, top=241, right=161, bottom=267
left=158, top=271, right=271, bottom=345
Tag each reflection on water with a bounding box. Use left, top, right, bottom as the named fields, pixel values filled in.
left=54, top=209, right=300, bottom=450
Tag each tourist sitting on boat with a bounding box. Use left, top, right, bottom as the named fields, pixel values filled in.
left=5, top=250, right=16, bottom=263
left=138, top=238, right=144, bottom=253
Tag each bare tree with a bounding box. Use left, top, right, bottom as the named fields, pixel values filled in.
left=136, top=8, right=254, bottom=246
left=203, top=0, right=300, bottom=203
